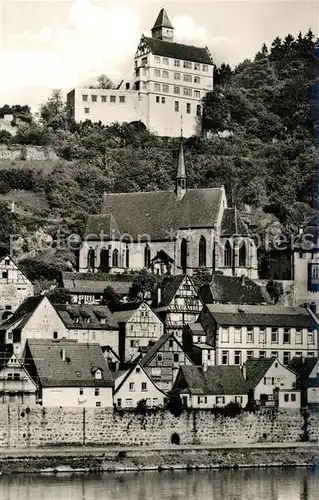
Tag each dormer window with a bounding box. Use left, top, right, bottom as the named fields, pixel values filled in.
left=95, top=369, right=102, bottom=380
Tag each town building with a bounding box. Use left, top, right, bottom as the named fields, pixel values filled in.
left=171, top=365, right=248, bottom=408
left=198, top=303, right=318, bottom=367
left=139, top=331, right=193, bottom=392
left=80, top=143, right=258, bottom=279
left=114, top=363, right=167, bottom=408
left=199, top=272, right=268, bottom=305
left=0, top=345, right=37, bottom=405
left=23, top=339, right=114, bottom=407
left=61, top=272, right=134, bottom=304
left=0, top=256, right=34, bottom=321
left=245, top=358, right=300, bottom=408
left=111, top=301, right=164, bottom=362
left=289, top=356, right=319, bottom=406
left=67, top=8, right=214, bottom=137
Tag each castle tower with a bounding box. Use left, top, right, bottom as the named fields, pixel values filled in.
left=151, top=8, right=174, bottom=42
left=175, top=131, right=187, bottom=200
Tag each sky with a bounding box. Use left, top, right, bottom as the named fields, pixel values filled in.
left=0, top=0, right=318, bottom=109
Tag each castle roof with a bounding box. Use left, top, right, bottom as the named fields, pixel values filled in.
left=143, top=36, right=213, bottom=65
left=85, top=187, right=224, bottom=241
left=152, top=8, right=173, bottom=30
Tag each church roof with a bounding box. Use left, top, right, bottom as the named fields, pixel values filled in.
left=152, top=8, right=173, bottom=30
left=86, top=187, right=223, bottom=241
left=220, top=208, right=250, bottom=236
left=143, top=37, right=213, bottom=64
left=176, top=141, right=186, bottom=179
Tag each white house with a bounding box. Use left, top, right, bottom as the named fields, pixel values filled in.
left=114, top=363, right=167, bottom=408
left=0, top=345, right=37, bottom=405
left=171, top=365, right=248, bottom=408
left=0, top=255, right=34, bottom=321
left=23, top=339, right=114, bottom=407
left=289, top=356, right=319, bottom=406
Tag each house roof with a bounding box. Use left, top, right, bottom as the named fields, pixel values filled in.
left=84, top=214, right=121, bottom=240
left=151, top=250, right=174, bottom=264
left=178, top=365, right=248, bottom=395
left=220, top=208, right=250, bottom=237
left=140, top=331, right=188, bottom=367
left=0, top=295, right=45, bottom=331
left=0, top=255, right=33, bottom=284
left=199, top=273, right=267, bottom=305
left=54, top=303, right=118, bottom=330
left=62, top=272, right=134, bottom=296
left=25, top=339, right=114, bottom=387
left=205, top=304, right=316, bottom=329
left=289, top=357, right=318, bottom=384
left=143, top=36, right=213, bottom=65
left=245, top=358, right=276, bottom=389
left=114, top=362, right=167, bottom=396
left=294, top=213, right=319, bottom=251
left=188, top=323, right=206, bottom=335
left=152, top=8, right=173, bottom=30
left=90, top=188, right=223, bottom=241
left=154, top=274, right=185, bottom=307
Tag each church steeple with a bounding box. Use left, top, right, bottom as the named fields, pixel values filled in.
left=151, top=8, right=174, bottom=42
left=175, top=121, right=187, bottom=200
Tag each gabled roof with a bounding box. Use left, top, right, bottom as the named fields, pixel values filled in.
left=62, top=272, right=134, bottom=296
left=54, top=303, right=118, bottom=330
left=155, top=274, right=185, bottom=307
left=25, top=339, right=114, bottom=388
left=152, top=8, right=173, bottom=30
left=0, top=295, right=45, bottom=330
left=220, top=208, right=250, bottom=236
left=83, top=214, right=121, bottom=240
left=114, top=362, right=167, bottom=396
left=143, top=37, right=213, bottom=65
left=151, top=250, right=174, bottom=264
left=140, top=331, right=189, bottom=367
left=245, top=358, right=295, bottom=389
left=289, top=357, right=318, bottom=384
left=91, top=187, right=223, bottom=241
left=205, top=304, right=316, bottom=329
left=177, top=365, right=248, bottom=395
left=199, top=273, right=267, bottom=305
left=0, top=255, right=33, bottom=284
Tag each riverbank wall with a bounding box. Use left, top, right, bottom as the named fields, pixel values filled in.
left=0, top=444, right=318, bottom=474
left=0, top=406, right=318, bottom=449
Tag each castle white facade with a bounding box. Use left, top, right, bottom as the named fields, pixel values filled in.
left=67, top=8, right=214, bottom=137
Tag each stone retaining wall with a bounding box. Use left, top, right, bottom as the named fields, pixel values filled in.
left=0, top=406, right=318, bottom=449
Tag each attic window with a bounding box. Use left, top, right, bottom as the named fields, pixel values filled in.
left=136, top=366, right=140, bottom=373
left=5, top=259, right=10, bottom=266
left=95, top=369, right=102, bottom=380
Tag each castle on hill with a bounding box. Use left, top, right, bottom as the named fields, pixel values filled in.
left=79, top=140, right=258, bottom=279
left=67, top=8, right=214, bottom=137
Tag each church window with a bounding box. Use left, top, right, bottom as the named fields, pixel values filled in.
left=87, top=248, right=95, bottom=272
left=119, top=96, right=125, bottom=103
left=186, top=103, right=191, bottom=114
left=239, top=242, right=246, bottom=267
left=181, top=238, right=188, bottom=274
left=144, top=244, right=151, bottom=268
left=194, top=76, right=201, bottom=84
left=199, top=236, right=206, bottom=267
left=224, top=240, right=232, bottom=267
left=184, top=88, right=192, bottom=97
left=175, top=101, right=179, bottom=112
left=112, top=249, right=119, bottom=268
left=100, top=248, right=110, bottom=273
left=126, top=246, right=130, bottom=268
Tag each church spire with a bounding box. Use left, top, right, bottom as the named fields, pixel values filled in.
left=175, top=117, right=187, bottom=200
left=151, top=8, right=174, bottom=42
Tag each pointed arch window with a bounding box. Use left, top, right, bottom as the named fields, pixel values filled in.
left=126, top=245, right=130, bottom=268
left=100, top=248, right=110, bottom=272
left=144, top=244, right=151, bottom=268
left=112, top=249, right=119, bottom=268
left=239, top=241, right=247, bottom=267
left=199, top=236, right=206, bottom=267
left=87, top=248, right=95, bottom=272
left=181, top=238, right=187, bottom=274
left=224, top=240, right=232, bottom=267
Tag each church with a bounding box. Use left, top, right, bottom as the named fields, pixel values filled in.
left=79, top=141, right=258, bottom=279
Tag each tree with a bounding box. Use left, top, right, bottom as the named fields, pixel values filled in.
left=89, top=74, right=115, bottom=89
left=0, top=130, right=12, bottom=144
left=102, top=286, right=122, bottom=308
left=266, top=278, right=284, bottom=304
left=128, top=269, right=157, bottom=301
left=40, top=89, right=68, bottom=131
left=47, top=287, right=72, bottom=304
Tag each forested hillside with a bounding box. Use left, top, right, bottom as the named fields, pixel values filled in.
left=0, top=31, right=317, bottom=281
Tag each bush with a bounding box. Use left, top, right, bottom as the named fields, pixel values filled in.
left=0, top=129, right=12, bottom=144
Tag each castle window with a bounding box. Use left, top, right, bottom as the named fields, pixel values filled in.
left=156, top=96, right=160, bottom=103
left=194, top=63, right=200, bottom=71
left=112, top=249, right=119, bottom=267
left=126, top=246, right=130, bottom=268
left=141, top=57, right=148, bottom=66
left=119, top=96, right=125, bottom=103
left=199, top=236, right=206, bottom=267
left=194, top=91, right=200, bottom=99
left=87, top=248, right=95, bottom=272
left=155, top=56, right=161, bottom=64
left=174, top=101, right=179, bottom=112
left=196, top=105, right=201, bottom=116
left=163, top=84, right=169, bottom=93
left=161, top=97, right=166, bottom=104
left=154, top=69, right=161, bottom=77
left=202, top=65, right=208, bottom=72
left=183, top=74, right=192, bottom=82
left=163, top=58, right=169, bottom=65
left=84, top=108, right=90, bottom=114
left=82, top=95, right=88, bottom=101
left=239, top=242, right=246, bottom=267
left=183, top=61, right=192, bottom=69
left=184, top=88, right=192, bottom=97
left=162, top=70, right=169, bottom=78
left=181, top=238, right=188, bottom=274
left=126, top=83, right=130, bottom=89
left=154, top=83, right=160, bottom=91
left=110, top=96, right=116, bottom=103
left=174, top=60, right=180, bottom=67
left=224, top=240, right=232, bottom=267
left=91, top=95, right=97, bottom=102
left=144, top=244, right=151, bottom=268
left=194, top=76, right=201, bottom=84
left=174, top=73, right=181, bottom=80
left=101, top=95, right=107, bottom=102
left=186, top=103, right=191, bottom=114
left=100, top=248, right=110, bottom=272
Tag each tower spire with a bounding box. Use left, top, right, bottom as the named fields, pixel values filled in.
left=151, top=8, right=174, bottom=42
left=176, top=116, right=187, bottom=200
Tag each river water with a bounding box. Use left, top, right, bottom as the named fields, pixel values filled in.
left=0, top=468, right=318, bottom=500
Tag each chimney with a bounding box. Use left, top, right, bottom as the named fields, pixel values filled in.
left=157, top=286, right=161, bottom=306
left=241, top=275, right=245, bottom=285
left=60, top=348, right=66, bottom=362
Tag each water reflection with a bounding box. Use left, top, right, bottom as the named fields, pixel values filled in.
left=0, top=468, right=318, bottom=500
